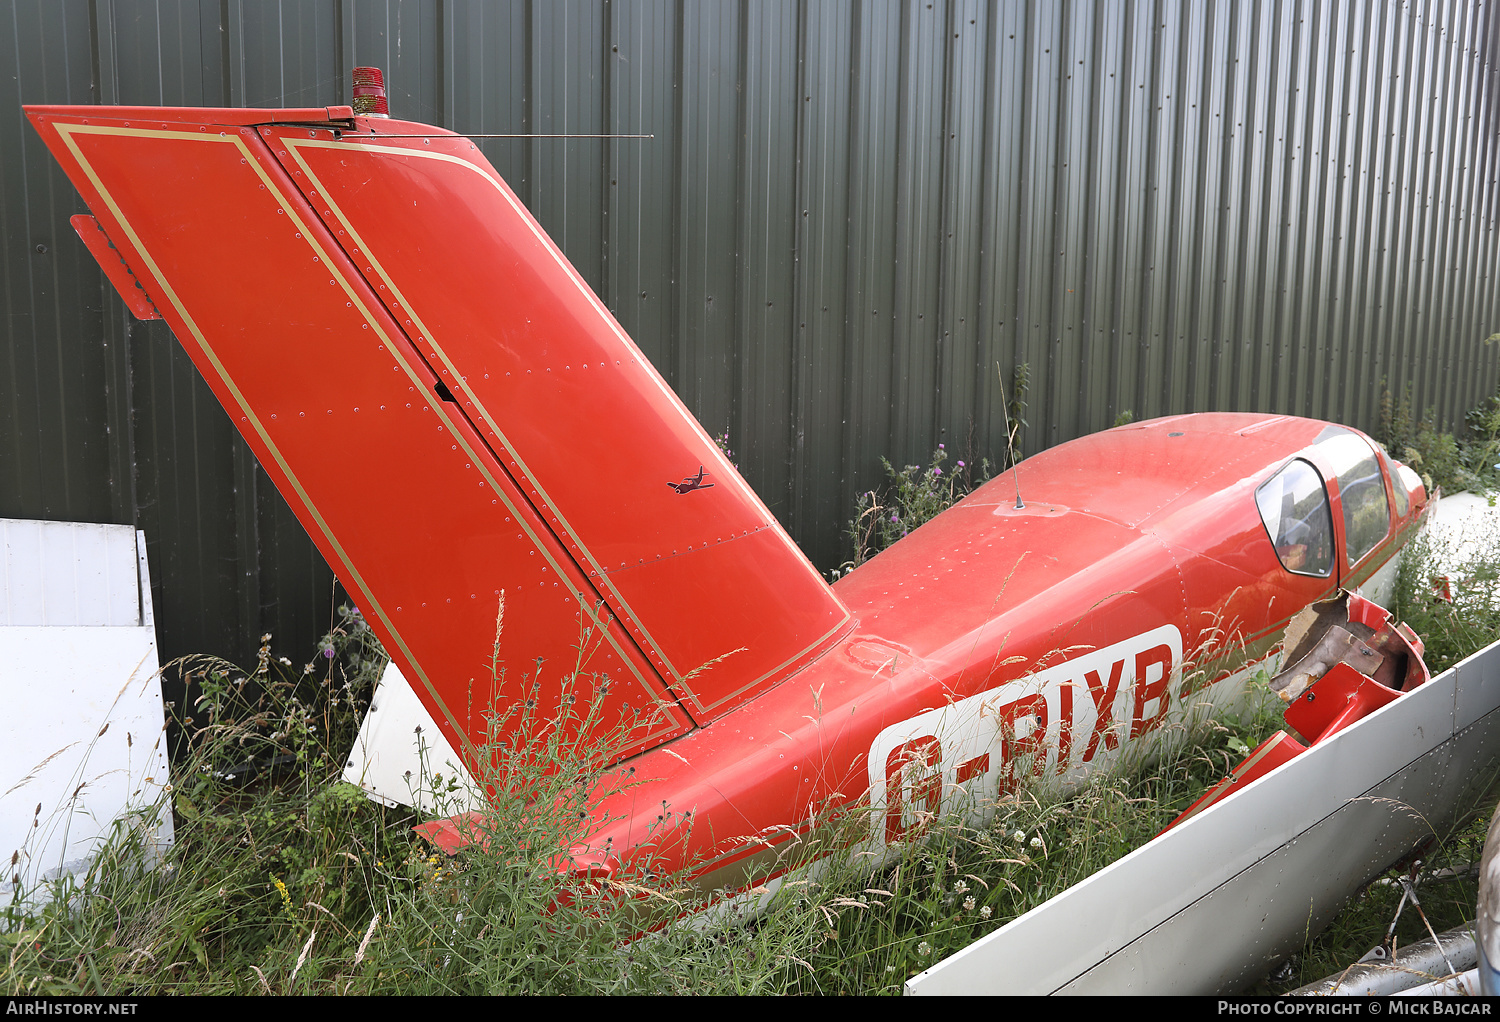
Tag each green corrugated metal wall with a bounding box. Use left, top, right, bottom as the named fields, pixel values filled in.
left=5, top=0, right=1500, bottom=668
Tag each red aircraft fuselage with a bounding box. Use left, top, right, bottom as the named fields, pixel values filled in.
left=27, top=102, right=1428, bottom=895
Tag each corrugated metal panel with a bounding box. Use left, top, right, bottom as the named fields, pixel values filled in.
left=844, top=0, right=902, bottom=515
left=6, top=0, right=1500, bottom=666
left=2, top=1, right=114, bottom=527
left=671, top=0, right=736, bottom=440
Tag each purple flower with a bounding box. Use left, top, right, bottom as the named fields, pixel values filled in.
left=323, top=647, right=335, bottom=659
left=957, top=460, right=965, bottom=468
left=933, top=467, right=942, bottom=477
left=890, top=513, right=899, bottom=522
left=938, top=443, right=945, bottom=449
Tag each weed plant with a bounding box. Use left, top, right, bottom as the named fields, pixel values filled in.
left=1377, top=384, right=1500, bottom=495
left=840, top=364, right=1027, bottom=572
left=842, top=444, right=991, bottom=570
left=1, top=599, right=1294, bottom=995
left=10, top=430, right=1500, bottom=994
left=350, top=620, right=713, bottom=995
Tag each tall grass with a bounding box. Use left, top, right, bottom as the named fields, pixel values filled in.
left=9, top=497, right=1500, bottom=994
left=1393, top=502, right=1500, bottom=676
left=1376, top=385, right=1500, bottom=496
left=0, top=605, right=1283, bottom=994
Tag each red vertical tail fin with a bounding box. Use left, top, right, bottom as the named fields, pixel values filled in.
left=28, top=103, right=849, bottom=762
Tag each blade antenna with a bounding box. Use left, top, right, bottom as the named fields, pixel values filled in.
left=997, top=362, right=1024, bottom=510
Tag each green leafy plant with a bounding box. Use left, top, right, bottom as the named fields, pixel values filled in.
left=998, top=362, right=1030, bottom=471
left=1377, top=382, right=1500, bottom=495
left=353, top=638, right=691, bottom=993
left=843, top=444, right=988, bottom=570
left=713, top=429, right=737, bottom=469
left=840, top=366, right=1028, bottom=572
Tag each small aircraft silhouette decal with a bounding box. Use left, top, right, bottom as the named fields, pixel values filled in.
left=668, top=466, right=714, bottom=494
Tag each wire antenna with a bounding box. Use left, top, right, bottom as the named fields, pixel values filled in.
left=997, top=362, right=1024, bottom=510
left=345, top=132, right=655, bottom=140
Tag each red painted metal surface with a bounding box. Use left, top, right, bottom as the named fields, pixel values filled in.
left=27, top=105, right=694, bottom=762
left=257, top=121, right=848, bottom=717
left=69, top=214, right=160, bottom=320
left=527, top=416, right=1429, bottom=888
left=29, top=101, right=1433, bottom=898
left=1167, top=731, right=1309, bottom=833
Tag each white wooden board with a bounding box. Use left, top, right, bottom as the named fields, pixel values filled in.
left=0, top=519, right=171, bottom=905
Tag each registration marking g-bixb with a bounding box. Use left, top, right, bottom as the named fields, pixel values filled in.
left=869, top=624, right=1184, bottom=845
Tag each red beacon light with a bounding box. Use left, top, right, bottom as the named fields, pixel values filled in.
left=351, top=67, right=389, bottom=118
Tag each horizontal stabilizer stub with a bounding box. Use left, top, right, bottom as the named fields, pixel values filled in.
left=69, top=214, right=161, bottom=320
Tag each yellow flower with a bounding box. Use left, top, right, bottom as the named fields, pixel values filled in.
left=272, top=874, right=293, bottom=915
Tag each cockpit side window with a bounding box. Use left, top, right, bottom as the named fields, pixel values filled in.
left=1396, top=463, right=1425, bottom=510
left=1256, top=459, right=1334, bottom=577
left=1315, top=430, right=1392, bottom=567
left=1385, top=451, right=1410, bottom=518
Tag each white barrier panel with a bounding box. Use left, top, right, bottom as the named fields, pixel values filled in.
left=0, top=519, right=172, bottom=906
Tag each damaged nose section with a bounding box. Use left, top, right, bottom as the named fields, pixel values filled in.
left=1165, top=591, right=1430, bottom=832
left=1271, top=593, right=1427, bottom=704
left=1270, top=622, right=1383, bottom=704
left=1272, top=594, right=1428, bottom=745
